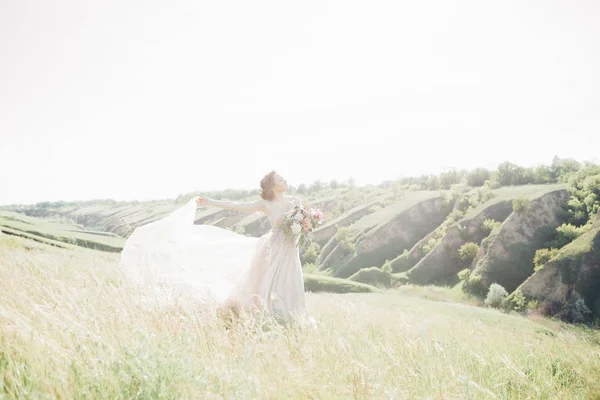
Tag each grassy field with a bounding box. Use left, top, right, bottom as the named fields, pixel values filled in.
left=2, top=235, right=599, bottom=399
left=462, top=184, right=567, bottom=220
left=350, top=191, right=441, bottom=232
left=0, top=210, right=125, bottom=252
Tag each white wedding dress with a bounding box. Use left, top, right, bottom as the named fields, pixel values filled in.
left=119, top=196, right=309, bottom=319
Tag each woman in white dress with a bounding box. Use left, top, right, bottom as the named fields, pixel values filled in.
left=120, top=171, right=309, bottom=321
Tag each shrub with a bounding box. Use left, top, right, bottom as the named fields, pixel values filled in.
left=593, top=297, right=600, bottom=321
left=302, top=263, right=318, bottom=273
left=457, top=268, right=471, bottom=281
left=381, top=259, right=393, bottom=274
left=481, top=235, right=492, bottom=251
left=558, top=295, right=592, bottom=323
left=389, top=249, right=411, bottom=272
left=526, top=299, right=539, bottom=311
left=457, top=224, right=469, bottom=241
left=469, top=274, right=482, bottom=284
left=349, top=267, right=391, bottom=288
left=368, top=205, right=382, bottom=214
left=512, top=197, right=531, bottom=213
left=301, top=242, right=321, bottom=264
left=533, top=248, right=558, bottom=271
left=392, top=182, right=406, bottom=200
left=484, top=178, right=501, bottom=189
left=484, top=283, right=508, bottom=308
left=303, top=274, right=376, bottom=293
left=335, top=227, right=355, bottom=254
left=481, top=218, right=500, bottom=235
left=510, top=289, right=527, bottom=312
left=463, top=273, right=485, bottom=296
left=422, top=237, right=439, bottom=255
left=549, top=223, right=591, bottom=248
left=458, top=242, right=479, bottom=262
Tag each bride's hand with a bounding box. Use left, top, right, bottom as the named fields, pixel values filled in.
left=195, top=196, right=210, bottom=207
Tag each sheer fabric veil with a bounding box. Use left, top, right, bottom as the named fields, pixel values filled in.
left=119, top=198, right=259, bottom=303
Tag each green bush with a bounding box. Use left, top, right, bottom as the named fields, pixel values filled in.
left=549, top=223, right=591, bottom=248
left=422, top=208, right=467, bottom=255
left=389, top=249, right=412, bottom=272
left=510, top=289, right=527, bottom=312
left=484, top=178, right=501, bottom=189
left=526, top=299, right=540, bottom=311
left=302, top=263, right=318, bottom=273
left=348, top=267, right=392, bottom=288
left=484, top=283, right=508, bottom=308
left=557, top=294, right=592, bottom=323
left=381, top=259, right=393, bottom=274
left=368, top=205, right=383, bottom=213
left=512, top=197, right=531, bottom=213
left=458, top=242, right=479, bottom=262
left=457, top=268, right=471, bottom=281
left=481, top=218, right=500, bottom=235
left=301, top=242, right=321, bottom=264
left=463, top=273, right=485, bottom=296
left=422, top=237, right=439, bottom=254
left=457, top=224, right=469, bottom=241
left=303, top=274, right=377, bottom=293
left=533, top=248, right=559, bottom=271
left=335, top=227, right=355, bottom=254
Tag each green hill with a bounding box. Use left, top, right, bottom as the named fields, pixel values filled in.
left=3, top=160, right=600, bottom=324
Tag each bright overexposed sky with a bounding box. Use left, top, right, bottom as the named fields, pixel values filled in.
left=1, top=0, right=599, bottom=205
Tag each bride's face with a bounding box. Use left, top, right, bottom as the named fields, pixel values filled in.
left=272, top=174, right=288, bottom=193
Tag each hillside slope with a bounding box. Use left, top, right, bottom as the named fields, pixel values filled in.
left=317, top=192, right=452, bottom=278
left=470, top=189, right=570, bottom=293
left=407, top=185, right=567, bottom=286
left=519, top=211, right=600, bottom=320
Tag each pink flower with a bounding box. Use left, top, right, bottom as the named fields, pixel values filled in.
left=302, top=218, right=312, bottom=231
left=295, top=212, right=304, bottom=222
left=315, top=210, right=324, bottom=222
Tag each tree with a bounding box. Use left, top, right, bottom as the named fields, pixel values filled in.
left=494, top=162, right=526, bottom=186
left=297, top=184, right=307, bottom=194
left=439, top=170, right=462, bottom=189
left=466, top=168, right=491, bottom=187
left=309, top=180, right=324, bottom=193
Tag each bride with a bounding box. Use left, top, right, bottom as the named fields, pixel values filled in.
left=119, top=171, right=310, bottom=321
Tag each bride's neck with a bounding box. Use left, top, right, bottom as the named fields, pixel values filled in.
left=272, top=191, right=285, bottom=202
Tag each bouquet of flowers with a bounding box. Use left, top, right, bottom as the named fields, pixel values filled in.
left=279, top=203, right=325, bottom=247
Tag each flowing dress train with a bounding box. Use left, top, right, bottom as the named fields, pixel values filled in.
left=119, top=197, right=308, bottom=319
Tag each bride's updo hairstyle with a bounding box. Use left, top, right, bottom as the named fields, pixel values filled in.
left=260, top=171, right=277, bottom=201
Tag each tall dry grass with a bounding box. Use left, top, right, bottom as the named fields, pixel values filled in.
left=1, top=235, right=600, bottom=399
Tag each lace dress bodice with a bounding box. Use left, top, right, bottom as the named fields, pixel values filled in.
left=263, top=195, right=302, bottom=234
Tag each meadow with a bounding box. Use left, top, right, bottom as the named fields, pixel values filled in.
left=1, top=234, right=599, bottom=399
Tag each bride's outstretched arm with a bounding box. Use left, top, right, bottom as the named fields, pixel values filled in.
left=195, top=197, right=266, bottom=213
